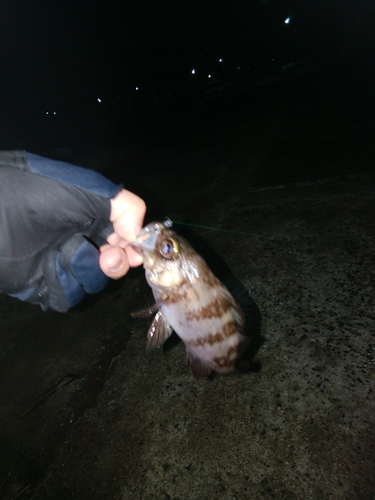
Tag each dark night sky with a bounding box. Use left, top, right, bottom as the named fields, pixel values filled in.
left=0, top=0, right=374, bottom=123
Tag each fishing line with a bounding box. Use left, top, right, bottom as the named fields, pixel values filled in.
left=163, top=217, right=253, bottom=237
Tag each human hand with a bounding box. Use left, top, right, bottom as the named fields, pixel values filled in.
left=99, top=189, right=146, bottom=279
left=0, top=150, right=147, bottom=311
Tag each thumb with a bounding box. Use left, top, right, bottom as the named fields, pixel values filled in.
left=99, top=245, right=130, bottom=279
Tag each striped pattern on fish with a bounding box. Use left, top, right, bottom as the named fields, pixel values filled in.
left=132, top=221, right=250, bottom=379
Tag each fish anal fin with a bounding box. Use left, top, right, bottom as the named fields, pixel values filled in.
left=185, top=350, right=213, bottom=379
left=146, top=311, right=173, bottom=353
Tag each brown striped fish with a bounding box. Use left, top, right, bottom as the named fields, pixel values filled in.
left=132, top=221, right=250, bottom=379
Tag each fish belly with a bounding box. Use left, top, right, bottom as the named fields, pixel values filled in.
left=160, top=301, right=246, bottom=374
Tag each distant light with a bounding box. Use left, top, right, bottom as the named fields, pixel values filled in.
left=237, top=66, right=240, bottom=70
left=198, top=54, right=202, bottom=58
left=208, top=74, right=212, bottom=78
left=135, top=86, right=139, bottom=90
left=53, top=112, right=56, bottom=115
left=191, top=69, right=196, bottom=74
left=219, top=58, right=223, bottom=63
left=285, top=17, right=291, bottom=24
left=45, top=111, right=49, bottom=115
left=97, top=98, right=102, bottom=103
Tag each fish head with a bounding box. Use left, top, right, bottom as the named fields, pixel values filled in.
left=133, top=221, right=200, bottom=291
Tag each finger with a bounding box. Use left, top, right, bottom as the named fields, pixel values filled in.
left=124, top=245, right=143, bottom=267
left=107, top=232, right=123, bottom=247
left=103, top=234, right=143, bottom=267
left=110, top=189, right=146, bottom=243
left=99, top=245, right=130, bottom=279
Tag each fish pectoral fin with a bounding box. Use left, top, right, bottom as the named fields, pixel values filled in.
left=146, top=311, right=173, bottom=353
left=131, top=303, right=159, bottom=318
left=185, top=350, right=213, bottom=379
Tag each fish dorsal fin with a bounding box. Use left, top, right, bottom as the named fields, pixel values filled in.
left=185, top=350, right=213, bottom=379
left=146, top=311, right=173, bottom=353
left=221, top=285, right=245, bottom=330
left=230, top=301, right=245, bottom=330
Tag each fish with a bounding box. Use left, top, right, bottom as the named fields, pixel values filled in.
left=131, top=221, right=250, bottom=379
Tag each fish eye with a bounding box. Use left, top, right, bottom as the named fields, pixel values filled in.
left=159, top=238, right=179, bottom=259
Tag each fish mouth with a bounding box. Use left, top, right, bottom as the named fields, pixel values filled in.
left=133, top=221, right=179, bottom=291
left=133, top=221, right=166, bottom=254
left=131, top=229, right=157, bottom=256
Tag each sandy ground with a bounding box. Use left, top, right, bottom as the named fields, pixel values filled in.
left=1, top=66, right=375, bottom=499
